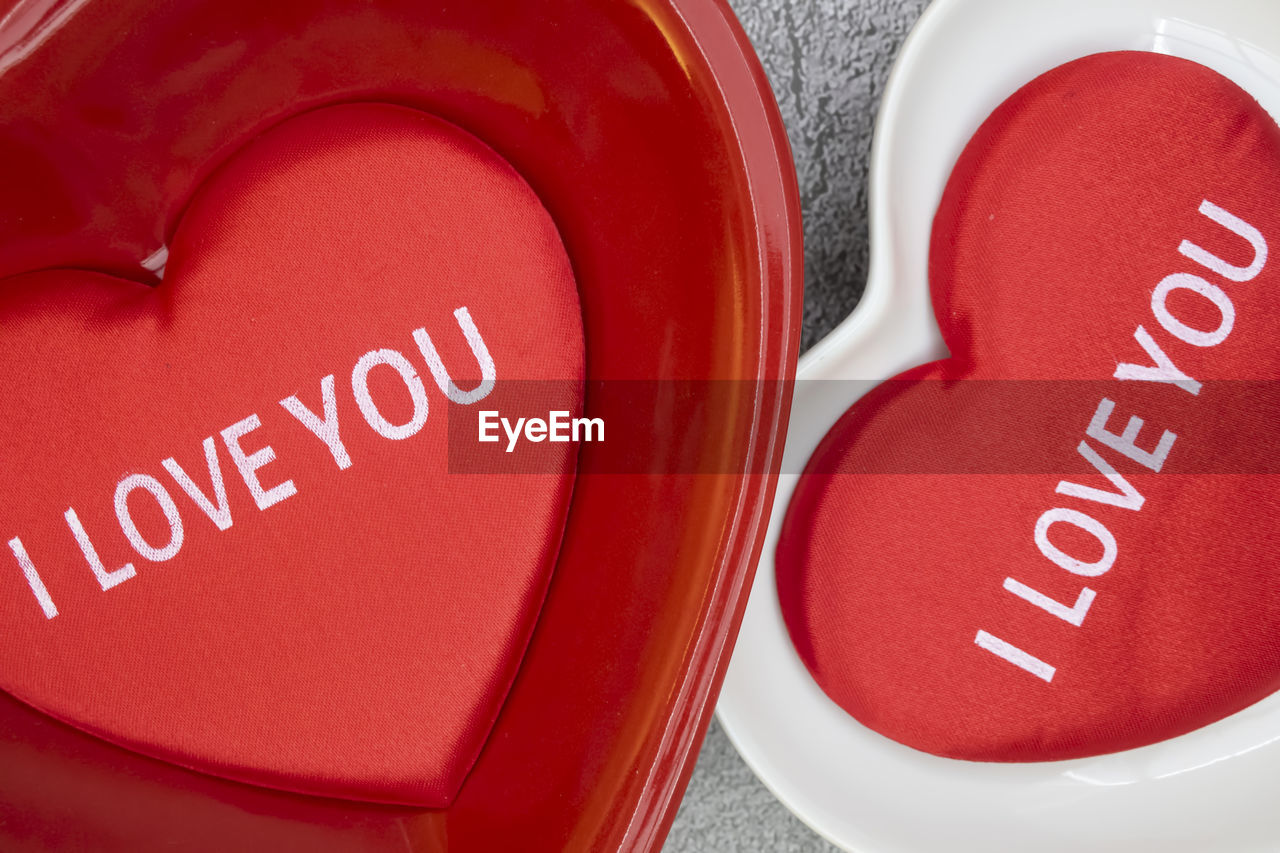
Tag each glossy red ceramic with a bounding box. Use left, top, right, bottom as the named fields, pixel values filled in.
left=0, top=0, right=801, bottom=850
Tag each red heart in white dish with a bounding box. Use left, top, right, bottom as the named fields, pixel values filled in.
left=0, top=103, right=583, bottom=805
left=778, top=52, right=1280, bottom=762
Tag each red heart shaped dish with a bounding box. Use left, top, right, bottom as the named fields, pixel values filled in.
left=778, top=51, right=1280, bottom=762
left=0, top=0, right=801, bottom=848
left=1, top=102, right=582, bottom=806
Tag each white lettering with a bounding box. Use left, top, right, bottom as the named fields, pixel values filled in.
left=9, top=537, right=58, bottom=618
left=412, top=307, right=496, bottom=404
left=549, top=410, right=570, bottom=441
left=573, top=416, right=604, bottom=442
left=1152, top=273, right=1234, bottom=347
left=485, top=411, right=604, bottom=451
left=1034, top=507, right=1117, bottom=577
left=1056, top=440, right=1144, bottom=511
left=478, top=411, right=500, bottom=442
left=114, top=474, right=184, bottom=562
left=281, top=374, right=352, bottom=470
left=352, top=349, right=429, bottom=440
left=1180, top=200, right=1267, bottom=282
left=65, top=508, right=137, bottom=589
left=502, top=417, right=526, bottom=453
left=1086, top=398, right=1175, bottom=472
left=980, top=200, right=1268, bottom=683
left=221, top=414, right=297, bottom=510
left=163, top=437, right=233, bottom=531
left=12, top=318, right=513, bottom=620
left=974, top=630, right=1055, bottom=682
left=1115, top=325, right=1201, bottom=396
left=1004, top=577, right=1096, bottom=627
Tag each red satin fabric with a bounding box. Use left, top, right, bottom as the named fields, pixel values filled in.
left=0, top=103, right=583, bottom=805
left=778, top=52, right=1280, bottom=761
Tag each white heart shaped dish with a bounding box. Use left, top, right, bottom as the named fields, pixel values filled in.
left=718, top=1, right=1280, bottom=850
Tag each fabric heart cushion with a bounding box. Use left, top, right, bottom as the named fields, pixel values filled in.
left=0, top=103, right=583, bottom=804
left=777, top=52, right=1280, bottom=761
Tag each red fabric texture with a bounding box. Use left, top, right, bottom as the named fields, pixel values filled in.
left=777, top=52, right=1280, bottom=761
left=0, top=103, right=583, bottom=804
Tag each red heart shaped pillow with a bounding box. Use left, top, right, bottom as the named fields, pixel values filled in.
left=778, top=52, right=1280, bottom=761
left=0, top=103, right=583, bottom=804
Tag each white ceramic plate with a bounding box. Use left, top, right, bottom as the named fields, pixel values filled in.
left=718, top=1, right=1280, bottom=850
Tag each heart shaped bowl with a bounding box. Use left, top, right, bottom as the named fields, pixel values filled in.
left=718, top=0, right=1280, bottom=850
left=0, top=0, right=801, bottom=849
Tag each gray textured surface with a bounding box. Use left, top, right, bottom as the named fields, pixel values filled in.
left=663, top=1, right=928, bottom=850
left=733, top=0, right=930, bottom=353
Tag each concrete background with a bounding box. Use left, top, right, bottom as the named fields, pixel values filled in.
left=663, top=1, right=928, bottom=849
